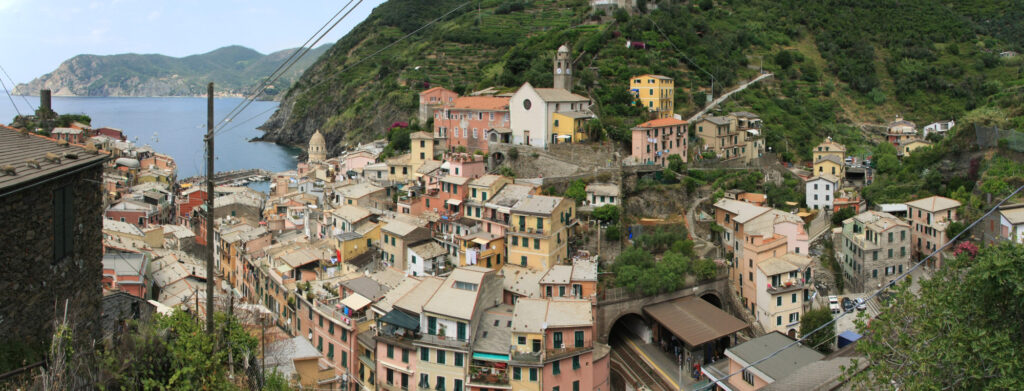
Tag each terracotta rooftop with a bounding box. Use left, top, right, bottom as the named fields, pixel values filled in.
left=452, top=96, right=510, bottom=111
left=635, top=118, right=687, bottom=128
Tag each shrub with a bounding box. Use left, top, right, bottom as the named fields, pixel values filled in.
left=593, top=204, right=620, bottom=223
left=508, top=148, right=519, bottom=160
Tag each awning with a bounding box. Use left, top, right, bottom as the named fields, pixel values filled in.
left=441, top=161, right=451, bottom=170
left=471, top=237, right=491, bottom=246
left=472, top=352, right=509, bottom=362
left=644, top=296, right=747, bottom=347
left=446, top=199, right=463, bottom=206
left=340, top=293, right=372, bottom=311
left=380, top=309, right=419, bottom=330
left=556, top=135, right=572, bottom=139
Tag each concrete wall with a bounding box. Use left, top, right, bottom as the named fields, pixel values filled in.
left=594, top=277, right=730, bottom=343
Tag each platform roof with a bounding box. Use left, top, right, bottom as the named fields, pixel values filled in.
left=643, top=296, right=747, bottom=347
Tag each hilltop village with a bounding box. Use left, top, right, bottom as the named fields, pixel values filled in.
left=2, top=39, right=1011, bottom=391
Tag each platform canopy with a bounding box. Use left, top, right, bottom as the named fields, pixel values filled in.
left=644, top=296, right=748, bottom=347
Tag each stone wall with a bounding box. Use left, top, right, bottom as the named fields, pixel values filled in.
left=0, top=163, right=105, bottom=375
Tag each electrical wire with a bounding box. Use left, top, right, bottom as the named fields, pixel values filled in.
left=0, top=74, right=22, bottom=117
left=0, top=64, right=34, bottom=112
left=213, top=0, right=473, bottom=140
left=698, top=183, right=1024, bottom=390
left=213, top=0, right=364, bottom=137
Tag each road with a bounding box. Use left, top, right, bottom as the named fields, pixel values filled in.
left=686, top=72, right=774, bottom=123
left=684, top=192, right=714, bottom=254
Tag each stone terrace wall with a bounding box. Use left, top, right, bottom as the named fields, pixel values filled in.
left=0, top=164, right=104, bottom=376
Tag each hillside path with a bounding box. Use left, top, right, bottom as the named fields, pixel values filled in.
left=686, top=72, right=774, bottom=123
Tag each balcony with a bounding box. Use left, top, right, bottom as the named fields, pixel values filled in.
left=510, top=350, right=542, bottom=364
left=546, top=345, right=591, bottom=362
left=766, top=278, right=805, bottom=294
left=417, top=332, right=470, bottom=350
left=469, top=364, right=510, bottom=387
left=511, top=225, right=548, bottom=238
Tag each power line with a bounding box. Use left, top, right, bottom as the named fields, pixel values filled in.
left=213, top=0, right=364, bottom=136
left=699, top=183, right=1024, bottom=390
left=0, top=75, right=22, bottom=117
left=215, top=1, right=473, bottom=139
left=0, top=64, right=34, bottom=112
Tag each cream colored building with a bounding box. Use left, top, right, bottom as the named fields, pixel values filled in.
left=754, top=254, right=812, bottom=337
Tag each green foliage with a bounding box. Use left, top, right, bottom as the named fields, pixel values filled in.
left=497, top=165, right=516, bottom=178
left=593, top=204, right=620, bottom=223
left=507, top=147, right=519, bottom=160
left=692, top=259, right=719, bottom=281
left=55, top=114, right=91, bottom=127
left=799, top=308, right=836, bottom=354
left=766, top=173, right=804, bottom=208
left=831, top=207, right=856, bottom=226
left=848, top=242, right=1024, bottom=389
left=634, top=224, right=689, bottom=254
left=97, top=311, right=258, bottom=390
left=774, top=50, right=794, bottom=69
left=604, top=223, right=621, bottom=240
left=667, top=154, right=686, bottom=173
left=565, top=179, right=587, bottom=203
left=945, top=221, right=968, bottom=241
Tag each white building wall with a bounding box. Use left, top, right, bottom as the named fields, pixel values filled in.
left=587, top=191, right=620, bottom=207
left=509, top=84, right=550, bottom=148
left=805, top=178, right=836, bottom=211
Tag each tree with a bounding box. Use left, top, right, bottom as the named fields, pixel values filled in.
left=667, top=154, right=686, bottom=173
left=564, top=179, right=586, bottom=203
left=872, top=142, right=899, bottom=175
left=831, top=207, right=856, bottom=226
left=692, top=259, right=719, bottom=281
left=799, top=308, right=836, bottom=354
left=945, top=220, right=967, bottom=241
left=593, top=204, right=620, bottom=223
left=775, top=50, right=794, bottom=70
left=847, top=242, right=1024, bottom=389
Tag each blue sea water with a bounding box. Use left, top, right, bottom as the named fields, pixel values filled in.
left=0, top=92, right=298, bottom=192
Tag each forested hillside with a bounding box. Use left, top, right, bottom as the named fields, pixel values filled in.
left=262, top=0, right=1024, bottom=161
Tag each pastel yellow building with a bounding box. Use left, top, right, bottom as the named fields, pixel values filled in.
left=812, top=137, right=846, bottom=164
left=409, top=131, right=436, bottom=172
left=506, top=195, right=576, bottom=271
left=813, top=154, right=844, bottom=179
left=900, top=139, right=932, bottom=157
left=629, top=74, right=675, bottom=119
left=551, top=111, right=591, bottom=143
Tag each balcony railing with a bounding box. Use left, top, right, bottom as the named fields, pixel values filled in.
left=766, top=279, right=805, bottom=294
left=546, top=345, right=591, bottom=361
left=469, top=365, right=509, bottom=386
left=510, top=351, right=542, bottom=364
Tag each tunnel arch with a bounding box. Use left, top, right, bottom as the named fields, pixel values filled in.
left=700, top=292, right=722, bottom=308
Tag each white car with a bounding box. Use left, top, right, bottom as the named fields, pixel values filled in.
left=855, top=298, right=867, bottom=311
left=828, top=295, right=841, bottom=314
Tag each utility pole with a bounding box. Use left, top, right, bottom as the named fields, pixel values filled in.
left=205, top=82, right=215, bottom=334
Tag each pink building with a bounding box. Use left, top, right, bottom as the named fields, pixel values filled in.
left=102, top=252, right=149, bottom=298
left=631, top=118, right=688, bottom=167
left=509, top=299, right=610, bottom=391
left=445, top=152, right=487, bottom=178
left=906, top=196, right=961, bottom=268
left=434, top=97, right=511, bottom=154
left=419, top=86, right=459, bottom=123
left=342, top=150, right=377, bottom=175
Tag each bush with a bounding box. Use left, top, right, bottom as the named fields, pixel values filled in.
left=831, top=207, right=856, bottom=226
left=508, top=147, right=519, bottom=160
left=593, top=204, right=620, bottom=223
left=693, top=259, right=719, bottom=280
left=565, top=180, right=586, bottom=203
left=799, top=308, right=836, bottom=353
left=604, top=223, right=621, bottom=240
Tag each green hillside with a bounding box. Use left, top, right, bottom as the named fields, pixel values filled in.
left=262, top=0, right=1024, bottom=161
left=14, top=44, right=332, bottom=98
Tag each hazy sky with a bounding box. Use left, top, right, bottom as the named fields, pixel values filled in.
left=0, top=0, right=387, bottom=84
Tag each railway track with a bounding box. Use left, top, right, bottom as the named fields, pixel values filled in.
left=610, top=335, right=675, bottom=391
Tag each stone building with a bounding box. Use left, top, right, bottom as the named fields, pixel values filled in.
left=838, top=211, right=911, bottom=292
left=0, top=126, right=108, bottom=377
left=309, top=129, right=327, bottom=164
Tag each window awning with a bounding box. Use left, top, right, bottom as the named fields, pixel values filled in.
left=380, top=309, right=419, bottom=330
left=643, top=296, right=747, bottom=347
left=340, top=293, right=372, bottom=311
left=446, top=199, right=463, bottom=206
left=472, top=352, right=509, bottom=362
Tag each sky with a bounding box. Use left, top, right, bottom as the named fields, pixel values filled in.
left=0, top=0, right=388, bottom=84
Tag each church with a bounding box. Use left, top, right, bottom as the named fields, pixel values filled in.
left=508, top=44, right=595, bottom=148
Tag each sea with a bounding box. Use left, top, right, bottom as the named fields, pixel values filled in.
left=0, top=92, right=299, bottom=193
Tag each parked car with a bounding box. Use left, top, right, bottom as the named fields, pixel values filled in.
left=841, top=297, right=855, bottom=313
left=828, top=295, right=841, bottom=314
left=855, top=298, right=867, bottom=311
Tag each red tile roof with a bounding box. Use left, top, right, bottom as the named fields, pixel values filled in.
left=635, top=118, right=687, bottom=128
left=451, top=96, right=510, bottom=111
